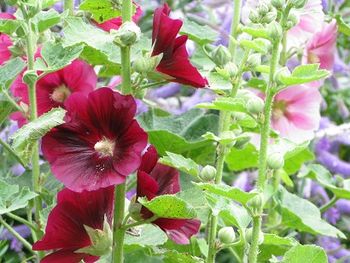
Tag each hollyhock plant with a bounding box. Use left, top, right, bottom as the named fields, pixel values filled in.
left=11, top=59, right=97, bottom=126
left=42, top=88, right=148, bottom=192
left=0, top=13, right=15, bottom=65
left=270, top=84, right=322, bottom=144
left=151, top=4, right=208, bottom=88
left=32, top=187, right=114, bottom=263
left=93, top=3, right=143, bottom=32
left=136, top=145, right=201, bottom=244
left=303, top=20, right=337, bottom=70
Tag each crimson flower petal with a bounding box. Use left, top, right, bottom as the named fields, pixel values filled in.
left=40, top=249, right=98, bottom=263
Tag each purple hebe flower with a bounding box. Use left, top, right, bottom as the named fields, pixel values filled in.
left=0, top=225, right=31, bottom=252
left=317, top=237, right=350, bottom=263
left=233, top=171, right=256, bottom=192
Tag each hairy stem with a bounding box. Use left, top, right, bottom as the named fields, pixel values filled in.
left=112, top=1, right=133, bottom=262
left=228, top=0, right=242, bottom=60
left=64, top=0, right=74, bottom=15
left=248, top=41, right=281, bottom=263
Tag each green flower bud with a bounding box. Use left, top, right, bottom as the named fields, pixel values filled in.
left=113, top=22, right=141, bottom=47
left=267, top=152, right=285, bottom=170
left=267, top=21, right=283, bottom=40
left=271, top=0, right=285, bottom=9
left=133, top=53, right=162, bottom=74
left=210, top=45, right=232, bottom=67
left=258, top=3, right=270, bottom=16
left=129, top=202, right=143, bottom=221
left=200, top=165, right=217, bottom=182
left=261, top=12, right=277, bottom=24
left=218, top=227, right=236, bottom=244
left=285, top=12, right=299, bottom=30
left=224, top=62, right=238, bottom=78
left=246, top=228, right=264, bottom=245
left=247, top=97, right=265, bottom=115
left=249, top=10, right=260, bottom=24
left=247, top=194, right=263, bottom=216
left=75, top=217, right=112, bottom=257
left=288, top=0, right=307, bottom=9
left=246, top=54, right=261, bottom=70
left=274, top=67, right=291, bottom=85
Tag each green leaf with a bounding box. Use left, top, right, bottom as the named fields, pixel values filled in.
left=0, top=57, right=26, bottom=90
left=124, top=224, right=168, bottom=247
left=0, top=19, right=21, bottom=35
left=300, top=164, right=350, bottom=200
left=32, top=9, right=60, bottom=32
left=239, top=39, right=269, bottom=54
left=281, top=245, right=327, bottom=263
left=36, top=42, right=84, bottom=72
left=0, top=180, right=37, bottom=215
left=79, top=0, right=122, bottom=23
left=163, top=251, right=204, bottom=263
left=196, top=97, right=248, bottom=113
left=335, top=15, right=350, bottom=36
left=138, top=195, right=197, bottom=219
left=242, top=26, right=269, bottom=39
left=225, top=143, right=259, bottom=171
left=195, top=183, right=257, bottom=205
left=10, top=108, right=66, bottom=164
left=278, top=64, right=329, bottom=86
left=180, top=19, right=217, bottom=45
left=258, top=234, right=298, bottom=261
left=283, top=147, right=314, bottom=175
left=278, top=186, right=345, bottom=238
left=137, top=109, right=219, bottom=165
left=206, top=72, right=232, bottom=91
left=0, top=95, right=14, bottom=125
left=160, top=152, right=200, bottom=177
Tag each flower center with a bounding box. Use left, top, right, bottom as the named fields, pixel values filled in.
left=308, top=52, right=320, bottom=64
left=51, top=85, right=71, bottom=103
left=94, top=137, right=115, bottom=157
left=273, top=100, right=287, bottom=120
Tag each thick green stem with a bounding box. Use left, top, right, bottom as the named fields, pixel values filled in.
left=248, top=41, right=280, bottom=263
left=228, top=0, right=242, bottom=59
left=64, top=0, right=74, bottom=15
left=112, top=1, right=133, bottom=262
left=0, top=216, right=34, bottom=253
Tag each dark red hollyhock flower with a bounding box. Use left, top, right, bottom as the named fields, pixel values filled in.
left=33, top=187, right=114, bottom=263
left=0, top=13, right=15, bottom=65
left=136, top=146, right=201, bottom=244
left=152, top=4, right=208, bottom=88
left=11, top=59, right=97, bottom=126
left=94, top=3, right=142, bottom=32
left=42, top=88, right=148, bottom=192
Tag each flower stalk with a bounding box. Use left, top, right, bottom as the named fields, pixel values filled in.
left=64, top=0, right=74, bottom=16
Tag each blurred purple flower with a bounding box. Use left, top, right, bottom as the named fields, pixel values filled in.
left=317, top=237, right=350, bottom=263
left=0, top=225, right=31, bottom=252
left=233, top=171, right=256, bottom=192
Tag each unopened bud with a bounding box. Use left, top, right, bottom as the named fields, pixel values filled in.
left=247, top=97, right=265, bottom=114
left=224, top=62, right=238, bottom=78
left=246, top=54, right=261, bottom=69
left=261, top=12, right=277, bottom=24
left=285, top=12, right=299, bottom=30
left=113, top=22, right=141, bottom=47
left=258, top=3, right=270, bottom=16
left=129, top=202, right=143, bottom=221
left=218, top=227, right=236, bottom=244
left=210, top=45, right=232, bottom=67
left=274, top=67, right=291, bottom=85
left=288, top=0, right=307, bottom=9
left=271, top=0, right=285, bottom=9
left=234, top=135, right=251, bottom=149
left=267, top=152, right=285, bottom=170
left=267, top=21, right=283, bottom=40
left=247, top=194, right=263, bottom=216
left=249, top=10, right=260, bottom=24
left=200, top=165, right=216, bottom=182
left=133, top=54, right=162, bottom=74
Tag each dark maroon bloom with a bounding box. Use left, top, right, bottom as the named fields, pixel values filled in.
left=136, top=146, right=201, bottom=244
left=152, top=4, right=208, bottom=88
left=32, top=187, right=114, bottom=263
left=94, top=3, right=142, bottom=32
left=42, top=88, right=148, bottom=192
left=0, top=13, right=15, bottom=65
left=11, top=59, right=97, bottom=126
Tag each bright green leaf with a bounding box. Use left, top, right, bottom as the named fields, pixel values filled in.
left=281, top=245, right=327, bottom=263
left=258, top=234, right=298, bottom=261
left=79, top=0, right=122, bottom=23
left=225, top=143, right=259, bottom=171
left=124, top=224, right=168, bottom=247
left=32, top=9, right=60, bottom=32
left=239, top=39, right=269, bottom=54
left=10, top=108, right=66, bottom=164
left=196, top=97, right=248, bottom=113
left=335, top=15, right=350, bottom=36
left=163, top=251, right=204, bottom=263
left=207, top=72, right=232, bottom=91
left=180, top=18, right=217, bottom=45
left=0, top=57, right=26, bottom=90
left=138, top=195, right=197, bottom=219
left=278, top=64, right=329, bottom=86
left=242, top=26, right=269, bottom=39
left=0, top=19, right=21, bottom=35
left=160, top=152, right=200, bottom=177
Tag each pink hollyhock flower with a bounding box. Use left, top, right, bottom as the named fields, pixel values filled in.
left=303, top=20, right=337, bottom=70
left=151, top=4, right=208, bottom=88
left=271, top=84, right=322, bottom=143
left=0, top=13, right=15, bottom=65
left=42, top=88, right=148, bottom=192
left=11, top=59, right=97, bottom=126
left=136, top=146, right=201, bottom=244
left=33, top=187, right=114, bottom=263
left=288, top=0, right=325, bottom=49
left=94, top=3, right=143, bottom=32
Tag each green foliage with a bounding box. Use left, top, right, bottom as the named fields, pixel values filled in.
left=225, top=143, right=259, bottom=171
left=180, top=19, right=217, bottom=45
left=125, top=224, right=168, bottom=247
left=32, top=9, right=60, bottom=32
left=10, top=108, right=66, bottom=164
left=281, top=245, right=327, bottom=263
left=0, top=19, right=21, bottom=35
left=160, top=152, right=200, bottom=178
left=79, top=0, right=122, bottom=23
left=239, top=39, right=269, bottom=54
left=163, top=251, right=204, bottom=263
left=0, top=180, right=37, bottom=215
left=197, top=97, right=248, bottom=113
left=138, top=195, right=197, bottom=219
left=0, top=57, right=26, bottom=90
left=277, top=186, right=345, bottom=238
left=335, top=14, right=350, bottom=36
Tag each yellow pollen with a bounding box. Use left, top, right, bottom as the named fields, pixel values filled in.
left=273, top=100, right=287, bottom=120
left=308, top=52, right=320, bottom=64
left=94, top=138, right=115, bottom=157
left=51, top=85, right=71, bottom=103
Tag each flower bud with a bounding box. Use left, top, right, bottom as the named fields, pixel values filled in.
left=288, top=0, right=307, bottom=9
left=246, top=228, right=264, bottom=245
left=247, top=194, right=263, bottom=216
left=258, top=3, right=270, bottom=16
left=249, top=10, right=260, bottom=23
left=261, top=12, right=277, bottom=24
left=224, top=62, right=238, bottom=79
left=271, top=0, right=285, bottom=9
left=129, top=202, right=143, bottom=221
left=274, top=67, right=291, bottom=85
left=133, top=53, right=162, bottom=74
left=234, top=135, right=251, bottom=150
left=246, top=54, right=261, bottom=70
left=267, top=152, right=285, bottom=170
left=200, top=165, right=217, bottom=182
left=210, top=45, right=232, bottom=67
left=267, top=21, right=282, bottom=40
left=285, top=12, right=299, bottom=30
left=113, top=22, right=141, bottom=47
left=218, top=227, right=236, bottom=244
left=247, top=97, right=265, bottom=115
